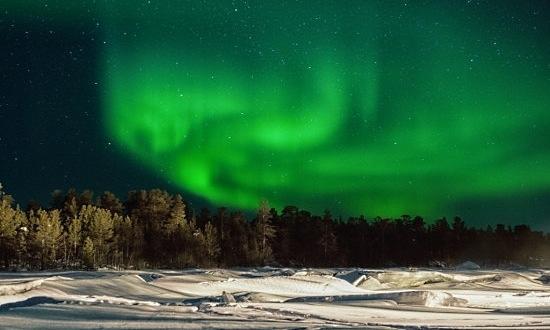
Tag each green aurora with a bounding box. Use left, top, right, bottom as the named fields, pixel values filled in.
left=6, top=1, right=550, bottom=220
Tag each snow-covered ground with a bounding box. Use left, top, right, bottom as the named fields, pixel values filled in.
left=2, top=267, right=550, bottom=329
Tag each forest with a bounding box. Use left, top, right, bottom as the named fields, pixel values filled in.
left=0, top=184, right=548, bottom=270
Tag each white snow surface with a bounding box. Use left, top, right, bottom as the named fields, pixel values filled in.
left=2, top=267, right=550, bottom=329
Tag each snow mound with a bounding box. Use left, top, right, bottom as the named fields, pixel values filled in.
left=368, top=270, right=519, bottom=290
left=69, top=294, right=161, bottom=307
left=156, top=274, right=365, bottom=301
left=0, top=294, right=161, bottom=312
left=335, top=270, right=368, bottom=286
left=292, top=269, right=333, bottom=276
left=456, top=261, right=481, bottom=270
left=286, top=290, right=467, bottom=307
left=137, top=273, right=164, bottom=283
left=0, top=276, right=69, bottom=296
left=357, top=276, right=383, bottom=290
left=374, top=271, right=454, bottom=288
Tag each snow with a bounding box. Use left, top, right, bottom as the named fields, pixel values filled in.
left=2, top=268, right=550, bottom=328
left=456, top=260, right=481, bottom=270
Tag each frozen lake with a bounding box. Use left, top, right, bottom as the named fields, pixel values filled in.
left=2, top=267, right=550, bottom=329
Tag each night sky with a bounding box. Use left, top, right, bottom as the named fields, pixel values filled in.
left=2, top=1, right=550, bottom=228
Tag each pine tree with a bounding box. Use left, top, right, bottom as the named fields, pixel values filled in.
left=98, top=191, right=124, bottom=215
left=203, top=222, right=220, bottom=266
left=255, top=200, right=275, bottom=265
left=0, top=191, right=19, bottom=267
left=79, top=190, right=94, bottom=206
left=0, top=187, right=28, bottom=269
left=451, top=216, right=467, bottom=261
left=113, top=215, right=132, bottom=267
left=215, top=207, right=228, bottom=261
left=63, top=197, right=79, bottom=224
left=126, top=189, right=172, bottom=265
left=50, top=189, right=65, bottom=210
left=33, top=209, right=62, bottom=269
left=318, top=210, right=337, bottom=265
left=130, top=218, right=145, bottom=267
left=15, top=225, right=29, bottom=269
left=163, top=194, right=186, bottom=235
left=87, top=206, right=114, bottom=266
left=163, top=195, right=191, bottom=266
left=226, top=211, right=248, bottom=265
left=67, top=217, right=82, bottom=266
left=82, top=236, right=95, bottom=268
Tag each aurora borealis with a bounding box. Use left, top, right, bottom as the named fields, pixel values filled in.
left=2, top=1, right=550, bottom=225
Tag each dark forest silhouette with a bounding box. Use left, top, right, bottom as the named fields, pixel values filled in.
left=0, top=185, right=548, bottom=270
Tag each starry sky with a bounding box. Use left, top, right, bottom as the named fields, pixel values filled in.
left=2, top=1, right=550, bottom=228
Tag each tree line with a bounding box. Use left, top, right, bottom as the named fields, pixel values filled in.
left=0, top=184, right=548, bottom=270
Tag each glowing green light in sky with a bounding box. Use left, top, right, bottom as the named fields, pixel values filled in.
left=98, top=1, right=550, bottom=218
